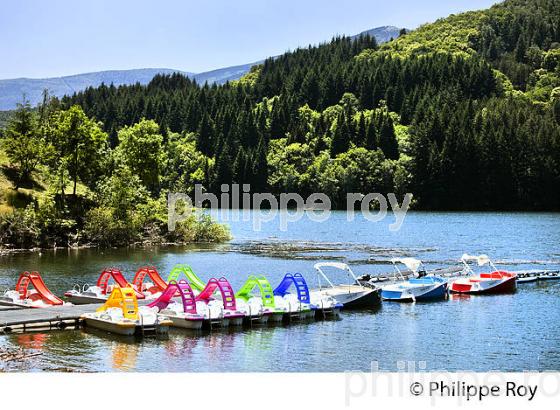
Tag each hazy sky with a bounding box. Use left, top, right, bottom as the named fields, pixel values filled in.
left=1, top=0, right=499, bottom=79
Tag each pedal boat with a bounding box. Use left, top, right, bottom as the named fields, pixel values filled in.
left=313, top=262, right=381, bottom=309
left=147, top=281, right=205, bottom=329
left=0, top=272, right=69, bottom=308
left=195, top=278, right=245, bottom=327
left=449, top=254, right=517, bottom=295
left=235, top=275, right=285, bottom=324
left=81, top=287, right=171, bottom=336
left=273, top=273, right=315, bottom=320
left=65, top=268, right=144, bottom=304
left=380, top=258, right=447, bottom=302
left=165, top=266, right=246, bottom=327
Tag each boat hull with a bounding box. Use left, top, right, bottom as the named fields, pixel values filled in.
left=517, top=276, right=538, bottom=283
left=316, top=287, right=381, bottom=309
left=450, top=276, right=516, bottom=294
left=267, top=312, right=285, bottom=323
left=381, top=281, right=447, bottom=302
left=83, top=318, right=136, bottom=336
left=65, top=294, right=107, bottom=305
left=313, top=306, right=341, bottom=319
left=83, top=316, right=171, bottom=336
left=243, top=313, right=269, bottom=325
left=166, top=315, right=204, bottom=330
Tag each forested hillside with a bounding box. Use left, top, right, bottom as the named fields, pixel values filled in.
left=36, top=0, right=560, bottom=210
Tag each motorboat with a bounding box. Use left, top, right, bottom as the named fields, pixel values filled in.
left=313, top=262, right=381, bottom=309
left=379, top=258, right=447, bottom=302
left=449, top=254, right=517, bottom=294
left=65, top=268, right=144, bottom=304
left=0, top=272, right=69, bottom=308
left=81, top=287, right=172, bottom=336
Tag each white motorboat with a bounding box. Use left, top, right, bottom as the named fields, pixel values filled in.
left=312, top=262, right=381, bottom=309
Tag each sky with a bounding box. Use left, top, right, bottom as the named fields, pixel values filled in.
left=0, top=0, right=499, bottom=79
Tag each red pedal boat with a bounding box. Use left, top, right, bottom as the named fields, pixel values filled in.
left=449, top=254, right=517, bottom=295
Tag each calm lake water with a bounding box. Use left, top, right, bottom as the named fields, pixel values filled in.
left=1, top=211, right=559, bottom=372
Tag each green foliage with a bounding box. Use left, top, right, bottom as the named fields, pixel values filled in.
left=114, top=119, right=164, bottom=194
left=169, top=213, right=231, bottom=243
left=164, top=132, right=211, bottom=194
left=48, top=105, right=108, bottom=195
left=0, top=208, right=40, bottom=248
left=233, top=65, right=262, bottom=87
left=374, top=11, right=484, bottom=58
left=2, top=101, right=48, bottom=187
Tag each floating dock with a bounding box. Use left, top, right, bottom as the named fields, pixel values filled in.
left=0, top=304, right=104, bottom=333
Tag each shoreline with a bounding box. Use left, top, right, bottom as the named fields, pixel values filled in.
left=0, top=240, right=228, bottom=257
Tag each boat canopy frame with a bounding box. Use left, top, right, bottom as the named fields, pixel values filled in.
left=390, top=257, right=424, bottom=281
left=313, top=262, right=361, bottom=291
left=460, top=254, right=499, bottom=275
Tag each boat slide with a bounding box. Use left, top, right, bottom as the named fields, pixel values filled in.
left=235, top=275, right=283, bottom=323
left=65, top=268, right=145, bottom=305
left=132, top=266, right=168, bottom=297
left=0, top=272, right=66, bottom=308
left=81, top=287, right=171, bottom=336
left=449, top=254, right=517, bottom=294
left=167, top=264, right=206, bottom=293
left=195, top=278, right=245, bottom=326
left=147, top=281, right=204, bottom=329
left=380, top=258, right=448, bottom=302
left=273, top=273, right=314, bottom=319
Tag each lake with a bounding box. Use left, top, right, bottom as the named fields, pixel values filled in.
left=1, top=211, right=559, bottom=372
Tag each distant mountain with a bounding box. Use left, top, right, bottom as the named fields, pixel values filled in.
left=192, top=60, right=264, bottom=85
left=0, top=26, right=404, bottom=110
left=352, top=25, right=405, bottom=43
left=0, top=68, right=191, bottom=111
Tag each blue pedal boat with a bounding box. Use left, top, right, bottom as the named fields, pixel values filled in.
left=380, top=258, right=447, bottom=302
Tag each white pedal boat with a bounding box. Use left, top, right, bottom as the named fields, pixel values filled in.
left=81, top=287, right=171, bottom=336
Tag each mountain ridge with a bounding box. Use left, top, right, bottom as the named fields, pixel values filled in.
left=0, top=26, right=403, bottom=110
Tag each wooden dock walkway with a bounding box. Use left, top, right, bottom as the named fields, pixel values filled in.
left=0, top=299, right=155, bottom=333
left=0, top=304, right=104, bottom=333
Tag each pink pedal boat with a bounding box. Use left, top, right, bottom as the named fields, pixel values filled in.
left=147, top=281, right=204, bottom=330
left=148, top=277, right=245, bottom=329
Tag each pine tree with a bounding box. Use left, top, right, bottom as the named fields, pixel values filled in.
left=356, top=112, right=367, bottom=147
left=330, top=113, right=351, bottom=156
left=196, top=113, right=214, bottom=156
left=365, top=115, right=378, bottom=150
left=214, top=144, right=233, bottom=190
left=379, top=116, right=399, bottom=160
